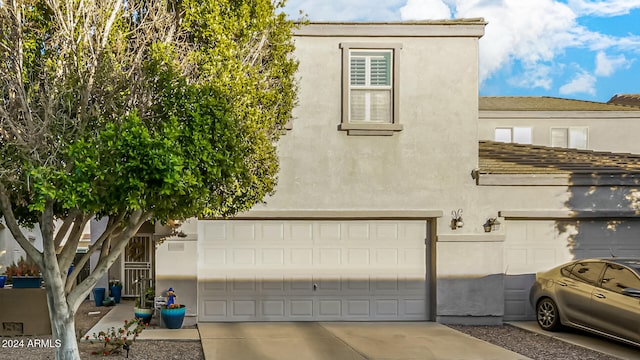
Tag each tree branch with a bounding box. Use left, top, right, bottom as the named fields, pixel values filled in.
left=67, top=210, right=151, bottom=311
left=0, top=184, right=43, bottom=268
left=65, top=213, right=123, bottom=293
left=53, top=210, right=79, bottom=249
left=57, top=213, right=91, bottom=280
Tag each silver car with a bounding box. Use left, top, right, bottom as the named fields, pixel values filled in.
left=530, top=258, right=640, bottom=347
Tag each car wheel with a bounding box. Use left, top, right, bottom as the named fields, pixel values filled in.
left=536, top=298, right=561, bottom=331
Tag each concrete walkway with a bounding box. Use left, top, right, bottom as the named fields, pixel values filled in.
left=85, top=303, right=531, bottom=359
left=82, top=301, right=199, bottom=341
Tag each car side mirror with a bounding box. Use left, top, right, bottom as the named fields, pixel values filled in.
left=621, top=288, right=640, bottom=298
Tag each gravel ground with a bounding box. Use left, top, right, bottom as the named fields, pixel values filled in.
left=448, top=324, right=621, bottom=360
left=0, top=337, right=204, bottom=359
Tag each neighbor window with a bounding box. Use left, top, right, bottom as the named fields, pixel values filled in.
left=340, top=43, right=402, bottom=136
left=551, top=127, right=588, bottom=149
left=494, top=127, right=532, bottom=144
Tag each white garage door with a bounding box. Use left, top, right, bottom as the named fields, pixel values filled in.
left=504, top=219, right=640, bottom=321
left=198, top=220, right=428, bottom=321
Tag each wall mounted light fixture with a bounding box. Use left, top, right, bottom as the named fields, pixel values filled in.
left=450, top=209, right=464, bottom=230
left=483, top=218, right=501, bottom=232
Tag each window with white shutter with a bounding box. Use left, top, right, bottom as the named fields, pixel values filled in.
left=349, top=51, right=392, bottom=123
left=340, top=43, right=403, bottom=136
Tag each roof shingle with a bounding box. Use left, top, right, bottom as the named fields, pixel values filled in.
left=478, top=141, right=640, bottom=175
left=480, top=96, right=640, bottom=111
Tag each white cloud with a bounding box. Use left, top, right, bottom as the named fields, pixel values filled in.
left=567, top=0, right=640, bottom=16
left=283, top=0, right=405, bottom=21
left=399, top=0, right=452, bottom=20
left=448, top=0, right=581, bottom=85
left=285, top=0, right=640, bottom=95
left=595, top=51, right=632, bottom=76
left=559, top=71, right=597, bottom=95
left=508, top=65, right=554, bottom=90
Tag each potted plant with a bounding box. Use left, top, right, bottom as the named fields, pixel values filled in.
left=4, top=257, right=42, bottom=288
left=160, top=288, right=185, bottom=329
left=109, top=280, right=123, bottom=303
left=133, top=285, right=154, bottom=325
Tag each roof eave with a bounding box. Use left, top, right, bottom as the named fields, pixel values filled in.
left=476, top=172, right=640, bottom=186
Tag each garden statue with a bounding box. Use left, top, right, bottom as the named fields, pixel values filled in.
left=166, top=288, right=177, bottom=306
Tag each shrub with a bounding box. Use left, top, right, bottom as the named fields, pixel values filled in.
left=88, top=318, right=147, bottom=356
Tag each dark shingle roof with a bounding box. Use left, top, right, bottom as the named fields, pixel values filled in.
left=608, top=94, right=640, bottom=107
left=480, top=96, right=640, bottom=111
left=478, top=141, right=640, bottom=175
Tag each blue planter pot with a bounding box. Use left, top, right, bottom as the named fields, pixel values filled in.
left=134, top=307, right=154, bottom=325
left=12, top=276, right=42, bottom=288
left=110, top=286, right=122, bottom=303
left=0, top=275, right=6, bottom=288
left=93, top=287, right=105, bottom=306
left=161, top=305, right=186, bottom=329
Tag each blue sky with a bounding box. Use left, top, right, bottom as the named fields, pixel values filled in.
left=283, top=0, right=640, bottom=103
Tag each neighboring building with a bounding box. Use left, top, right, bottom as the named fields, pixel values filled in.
left=476, top=141, right=640, bottom=320
left=608, top=94, right=640, bottom=107
left=479, top=96, right=640, bottom=153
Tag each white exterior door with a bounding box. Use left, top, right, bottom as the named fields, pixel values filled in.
left=198, top=220, right=428, bottom=321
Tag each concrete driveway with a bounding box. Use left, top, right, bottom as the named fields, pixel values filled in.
left=199, top=322, right=530, bottom=360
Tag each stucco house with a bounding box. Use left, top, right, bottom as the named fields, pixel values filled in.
left=152, top=21, right=640, bottom=325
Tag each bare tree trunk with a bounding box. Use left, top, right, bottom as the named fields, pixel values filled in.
left=46, top=292, right=80, bottom=360
left=40, top=200, right=81, bottom=359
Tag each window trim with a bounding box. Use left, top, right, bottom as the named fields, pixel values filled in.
left=494, top=126, right=532, bottom=144
left=340, top=42, right=403, bottom=136
left=550, top=127, right=588, bottom=149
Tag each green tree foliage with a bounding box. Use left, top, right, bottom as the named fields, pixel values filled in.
left=0, top=0, right=298, bottom=358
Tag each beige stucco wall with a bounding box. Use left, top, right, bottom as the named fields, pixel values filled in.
left=255, top=23, right=491, bottom=237
left=479, top=111, right=640, bottom=153
left=250, top=22, right=512, bottom=322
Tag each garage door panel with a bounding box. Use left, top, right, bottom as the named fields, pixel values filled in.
left=290, top=248, right=313, bottom=265
left=289, top=299, right=314, bottom=317
left=287, top=222, right=314, bottom=242
left=373, top=223, right=398, bottom=240
left=261, top=248, right=285, bottom=265
left=347, top=248, right=370, bottom=265
left=318, top=299, right=342, bottom=317
left=198, top=220, right=429, bottom=321
left=343, top=222, right=370, bottom=242
left=318, top=248, right=342, bottom=265
left=317, top=222, right=341, bottom=242
left=375, top=249, right=398, bottom=265
left=262, top=299, right=285, bottom=317
left=231, top=223, right=256, bottom=242
left=203, top=299, right=227, bottom=317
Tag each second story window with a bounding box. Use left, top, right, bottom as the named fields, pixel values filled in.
left=551, top=127, right=588, bottom=149
left=495, top=127, right=532, bottom=144
left=340, top=43, right=403, bottom=136
left=349, top=51, right=392, bottom=122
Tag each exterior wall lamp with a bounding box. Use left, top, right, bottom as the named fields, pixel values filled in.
left=450, top=209, right=463, bottom=230
left=483, top=218, right=501, bottom=232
